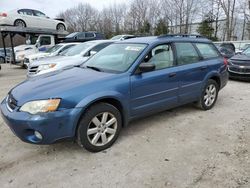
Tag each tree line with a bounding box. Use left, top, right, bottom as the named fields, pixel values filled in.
left=58, top=0, right=248, bottom=41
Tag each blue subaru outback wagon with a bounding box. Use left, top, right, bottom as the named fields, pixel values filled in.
left=1, top=35, right=228, bottom=152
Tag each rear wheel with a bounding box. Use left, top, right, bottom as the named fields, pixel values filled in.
left=14, top=19, right=26, bottom=28
left=196, top=79, right=219, bottom=110
left=77, top=103, right=122, bottom=152
left=56, top=23, right=66, bottom=31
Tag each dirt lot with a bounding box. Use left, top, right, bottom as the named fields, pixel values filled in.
left=0, top=64, right=250, bottom=188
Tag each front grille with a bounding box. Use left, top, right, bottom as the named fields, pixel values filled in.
left=28, top=66, right=39, bottom=75
left=230, top=60, right=250, bottom=66
left=228, top=66, right=250, bottom=74
left=6, top=94, right=18, bottom=111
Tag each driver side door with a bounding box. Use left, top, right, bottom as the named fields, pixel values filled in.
left=130, top=44, right=180, bottom=117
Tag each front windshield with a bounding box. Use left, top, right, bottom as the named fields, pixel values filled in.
left=243, top=47, right=250, bottom=56
left=46, top=45, right=62, bottom=53
left=84, top=43, right=147, bottom=73
left=64, top=43, right=92, bottom=56
left=111, top=35, right=122, bottom=40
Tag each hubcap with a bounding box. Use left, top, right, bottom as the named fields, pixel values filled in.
left=87, top=112, right=117, bottom=146
left=204, top=84, right=216, bottom=107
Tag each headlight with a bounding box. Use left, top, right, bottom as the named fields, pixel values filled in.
left=20, top=99, right=61, bottom=114
left=37, top=64, right=56, bottom=72
left=17, top=54, right=25, bottom=59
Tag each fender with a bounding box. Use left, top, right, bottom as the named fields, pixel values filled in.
left=74, top=90, right=130, bottom=127
left=203, top=70, right=221, bottom=88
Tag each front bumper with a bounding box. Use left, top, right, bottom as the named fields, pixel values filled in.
left=0, top=98, right=82, bottom=144
left=228, top=66, right=250, bottom=81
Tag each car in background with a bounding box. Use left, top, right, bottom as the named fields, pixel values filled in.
left=0, top=9, right=67, bottom=31
left=228, top=47, right=250, bottom=80
left=63, top=32, right=105, bottom=42
left=218, top=42, right=235, bottom=53
left=27, top=40, right=114, bottom=77
left=0, top=48, right=12, bottom=63
left=111, top=35, right=136, bottom=41
left=0, top=35, right=228, bottom=152
left=24, top=43, right=78, bottom=67
left=218, top=47, right=235, bottom=59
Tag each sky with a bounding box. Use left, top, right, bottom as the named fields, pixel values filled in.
left=0, top=0, right=128, bottom=17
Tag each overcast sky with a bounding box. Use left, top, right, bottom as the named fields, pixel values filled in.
left=0, top=0, right=128, bottom=17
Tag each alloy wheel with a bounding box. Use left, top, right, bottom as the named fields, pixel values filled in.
left=87, top=112, right=117, bottom=147
left=204, top=84, right=217, bottom=107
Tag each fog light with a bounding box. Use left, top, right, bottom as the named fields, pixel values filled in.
left=34, top=131, right=43, bottom=140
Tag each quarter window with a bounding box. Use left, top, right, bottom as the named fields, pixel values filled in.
left=175, top=43, right=200, bottom=65
left=144, top=44, right=174, bottom=70
left=195, top=43, right=219, bottom=59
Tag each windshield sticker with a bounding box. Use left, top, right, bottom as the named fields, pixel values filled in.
left=125, top=46, right=143, bottom=51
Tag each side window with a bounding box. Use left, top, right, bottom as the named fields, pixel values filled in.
left=18, top=9, right=33, bottom=16
left=85, top=33, right=95, bottom=38
left=33, top=10, right=46, bottom=17
left=77, top=33, right=85, bottom=39
left=40, top=37, right=51, bottom=45
left=144, top=44, right=174, bottom=70
left=195, top=43, right=219, bottom=59
left=175, top=43, right=200, bottom=65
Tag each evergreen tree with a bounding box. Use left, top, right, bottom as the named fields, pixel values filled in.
left=154, top=19, right=169, bottom=36
left=197, top=14, right=217, bottom=40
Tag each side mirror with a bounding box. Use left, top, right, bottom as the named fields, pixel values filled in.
left=90, top=51, right=97, bottom=56
left=138, top=63, right=155, bottom=73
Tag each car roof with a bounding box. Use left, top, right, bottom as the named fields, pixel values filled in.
left=118, top=35, right=211, bottom=45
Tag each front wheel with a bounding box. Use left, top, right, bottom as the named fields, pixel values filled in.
left=77, top=103, right=122, bottom=152
left=196, top=79, right=219, bottom=110
left=14, top=19, right=26, bottom=28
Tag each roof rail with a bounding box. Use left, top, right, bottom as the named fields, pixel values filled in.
left=158, top=34, right=206, bottom=39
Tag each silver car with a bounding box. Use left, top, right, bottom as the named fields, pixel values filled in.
left=27, top=40, right=114, bottom=77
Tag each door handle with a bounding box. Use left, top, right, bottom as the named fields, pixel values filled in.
left=168, top=72, right=177, bottom=77
left=200, top=66, right=207, bottom=70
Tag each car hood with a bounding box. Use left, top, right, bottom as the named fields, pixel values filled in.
left=230, top=54, right=250, bottom=61
left=27, top=52, right=49, bottom=59
left=30, top=55, right=87, bottom=67
left=14, top=45, right=35, bottom=52
left=11, top=67, right=115, bottom=106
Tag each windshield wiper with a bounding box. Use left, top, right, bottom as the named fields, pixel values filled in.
left=86, top=66, right=102, bottom=72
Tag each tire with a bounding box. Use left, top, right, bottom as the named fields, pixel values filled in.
left=56, top=23, right=66, bottom=31
left=77, top=102, right=122, bottom=152
left=14, top=19, right=26, bottom=28
left=0, top=57, right=5, bottom=64
left=196, top=79, right=219, bottom=110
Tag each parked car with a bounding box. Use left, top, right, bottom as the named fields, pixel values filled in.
left=219, top=42, right=236, bottom=52
left=111, top=35, right=136, bottom=41
left=24, top=43, right=79, bottom=67
left=0, top=48, right=11, bottom=63
left=228, top=47, right=250, bottom=80
left=0, top=9, right=67, bottom=31
left=0, top=35, right=228, bottom=152
left=63, top=32, right=105, bottom=42
left=27, top=40, right=113, bottom=77
left=218, top=47, right=235, bottom=59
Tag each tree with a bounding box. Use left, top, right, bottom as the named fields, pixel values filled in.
left=154, top=19, right=169, bottom=35
left=197, top=14, right=216, bottom=40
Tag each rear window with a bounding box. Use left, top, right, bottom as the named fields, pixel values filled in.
left=195, top=43, right=219, bottom=59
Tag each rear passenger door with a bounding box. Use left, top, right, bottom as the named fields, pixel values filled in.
left=174, top=42, right=208, bottom=103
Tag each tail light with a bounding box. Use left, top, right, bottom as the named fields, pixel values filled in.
left=0, top=13, right=7, bottom=17
left=223, top=58, right=228, bottom=66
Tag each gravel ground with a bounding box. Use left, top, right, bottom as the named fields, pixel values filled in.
left=0, top=64, right=250, bottom=188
